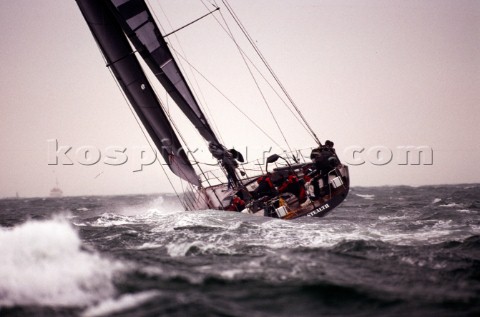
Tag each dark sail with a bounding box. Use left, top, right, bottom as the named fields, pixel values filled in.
left=76, top=0, right=200, bottom=186
left=106, top=0, right=221, bottom=146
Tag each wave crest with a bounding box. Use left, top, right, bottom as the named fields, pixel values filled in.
left=0, top=218, right=123, bottom=307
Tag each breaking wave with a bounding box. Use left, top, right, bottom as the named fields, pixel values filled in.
left=0, top=217, right=124, bottom=307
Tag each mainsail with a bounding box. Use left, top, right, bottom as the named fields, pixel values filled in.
left=107, top=0, right=221, bottom=146
left=76, top=0, right=200, bottom=186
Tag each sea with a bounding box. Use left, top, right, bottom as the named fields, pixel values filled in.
left=0, top=184, right=479, bottom=317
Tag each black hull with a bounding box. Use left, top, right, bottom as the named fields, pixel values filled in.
left=291, top=165, right=350, bottom=219
left=291, top=184, right=349, bottom=219
left=192, top=165, right=350, bottom=220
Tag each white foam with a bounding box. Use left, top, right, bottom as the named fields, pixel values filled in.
left=133, top=242, right=164, bottom=250
left=378, top=214, right=408, bottom=221
left=116, top=196, right=183, bottom=217
left=166, top=241, right=205, bottom=257
left=82, top=291, right=160, bottom=317
left=0, top=218, right=123, bottom=307
left=355, top=194, right=375, bottom=200
left=88, top=213, right=133, bottom=227
left=88, top=208, right=185, bottom=228
left=457, top=209, right=475, bottom=213
left=439, top=203, right=462, bottom=208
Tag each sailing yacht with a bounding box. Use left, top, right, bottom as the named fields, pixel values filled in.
left=75, top=0, right=349, bottom=219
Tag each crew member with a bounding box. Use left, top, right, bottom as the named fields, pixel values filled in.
left=278, top=172, right=306, bottom=203
left=324, top=139, right=341, bottom=164
left=253, top=173, right=277, bottom=199
left=227, top=195, right=245, bottom=212
left=310, top=145, right=334, bottom=199
left=209, top=143, right=241, bottom=189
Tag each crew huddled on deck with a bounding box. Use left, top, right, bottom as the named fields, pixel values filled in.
left=253, top=172, right=277, bottom=199
left=278, top=172, right=306, bottom=203
left=227, top=195, right=245, bottom=212
left=226, top=140, right=342, bottom=214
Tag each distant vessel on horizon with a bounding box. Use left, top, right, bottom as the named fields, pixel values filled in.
left=50, top=178, right=63, bottom=198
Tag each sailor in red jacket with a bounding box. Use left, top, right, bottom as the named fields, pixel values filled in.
left=253, top=173, right=277, bottom=199
left=228, top=195, right=245, bottom=212
left=278, top=173, right=306, bottom=203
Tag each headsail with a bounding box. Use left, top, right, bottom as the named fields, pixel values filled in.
left=76, top=0, right=200, bottom=186
left=107, top=0, right=221, bottom=146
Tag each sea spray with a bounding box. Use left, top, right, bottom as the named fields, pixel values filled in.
left=0, top=217, right=123, bottom=307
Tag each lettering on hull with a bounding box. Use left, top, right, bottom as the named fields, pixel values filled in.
left=307, top=203, right=330, bottom=217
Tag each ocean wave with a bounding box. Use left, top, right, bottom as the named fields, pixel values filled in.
left=355, top=194, right=375, bottom=200
left=82, top=290, right=160, bottom=317
left=0, top=217, right=124, bottom=307
left=439, top=202, right=463, bottom=208
left=87, top=213, right=134, bottom=227
left=166, top=241, right=213, bottom=257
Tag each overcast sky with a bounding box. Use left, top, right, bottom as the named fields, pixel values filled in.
left=0, top=0, right=478, bottom=197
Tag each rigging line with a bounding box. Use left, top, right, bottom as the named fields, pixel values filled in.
left=132, top=80, right=209, bottom=208
left=180, top=174, right=197, bottom=210
left=137, top=59, right=203, bottom=186
left=82, top=0, right=188, bottom=207
left=222, top=0, right=322, bottom=146
left=177, top=178, right=199, bottom=210
left=201, top=2, right=315, bottom=143
left=177, top=173, right=210, bottom=210
left=217, top=4, right=293, bottom=154
left=152, top=87, right=225, bottom=207
left=105, top=66, right=187, bottom=210
left=163, top=7, right=220, bottom=38
left=192, top=186, right=211, bottom=210
left=147, top=2, right=227, bottom=209
left=106, top=38, right=214, bottom=207
left=146, top=2, right=219, bottom=179
left=201, top=2, right=315, bottom=147
left=183, top=188, right=200, bottom=211
left=90, top=33, right=187, bottom=207
left=188, top=185, right=209, bottom=209
left=160, top=1, right=313, bottom=148
left=147, top=72, right=220, bottom=195
left=143, top=62, right=226, bottom=208
left=148, top=0, right=225, bottom=146
left=171, top=47, right=283, bottom=149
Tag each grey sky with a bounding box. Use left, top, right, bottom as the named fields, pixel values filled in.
left=0, top=0, right=478, bottom=197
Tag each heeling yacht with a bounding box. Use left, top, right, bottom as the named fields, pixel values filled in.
left=75, top=0, right=349, bottom=219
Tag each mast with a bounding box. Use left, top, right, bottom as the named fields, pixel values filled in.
left=76, top=0, right=200, bottom=186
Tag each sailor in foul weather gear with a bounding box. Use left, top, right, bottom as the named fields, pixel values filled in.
left=323, top=139, right=340, bottom=164
left=278, top=172, right=306, bottom=203
left=209, top=143, right=241, bottom=189
left=227, top=195, right=245, bottom=212
left=253, top=173, right=277, bottom=199
left=310, top=142, right=338, bottom=199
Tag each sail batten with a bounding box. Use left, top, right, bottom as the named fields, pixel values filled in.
left=76, top=0, right=200, bottom=186
left=107, top=0, right=222, bottom=146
